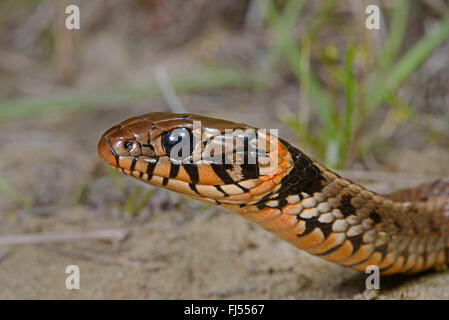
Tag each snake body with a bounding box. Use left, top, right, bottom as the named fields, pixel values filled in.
left=98, top=112, right=449, bottom=275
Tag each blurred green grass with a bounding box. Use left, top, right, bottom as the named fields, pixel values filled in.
left=267, top=0, right=449, bottom=169
left=0, top=68, right=262, bottom=120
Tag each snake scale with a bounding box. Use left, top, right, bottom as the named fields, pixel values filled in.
left=98, top=112, right=449, bottom=275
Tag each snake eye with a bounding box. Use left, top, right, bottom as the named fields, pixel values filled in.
left=124, top=140, right=134, bottom=152
left=161, top=128, right=193, bottom=159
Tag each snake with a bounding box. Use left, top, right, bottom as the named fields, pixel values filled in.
left=98, top=112, right=449, bottom=275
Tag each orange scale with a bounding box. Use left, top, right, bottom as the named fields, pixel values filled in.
left=225, top=193, right=253, bottom=202
left=422, top=252, right=437, bottom=270
left=281, top=203, right=303, bottom=215
left=188, top=194, right=217, bottom=205
left=244, top=208, right=281, bottom=224
left=135, top=158, right=151, bottom=173
left=274, top=220, right=305, bottom=242
left=249, top=180, right=276, bottom=196
left=118, top=156, right=135, bottom=170
left=149, top=128, right=163, bottom=141
left=279, top=160, right=290, bottom=170
left=152, top=158, right=172, bottom=177
left=258, top=175, right=273, bottom=182
left=272, top=174, right=285, bottom=184
left=196, top=165, right=224, bottom=185
left=132, top=171, right=141, bottom=178
left=340, top=243, right=375, bottom=266
left=399, top=254, right=418, bottom=273
left=149, top=175, right=164, bottom=186
left=237, top=205, right=258, bottom=215
left=378, top=252, right=398, bottom=269
left=120, top=116, right=140, bottom=126
left=220, top=203, right=244, bottom=214
left=435, top=250, right=447, bottom=268
left=322, top=240, right=354, bottom=262
left=259, top=213, right=298, bottom=232
left=407, top=256, right=425, bottom=274
left=291, top=228, right=324, bottom=250
left=174, top=165, right=195, bottom=183
left=351, top=252, right=383, bottom=271
left=307, top=233, right=346, bottom=255
left=125, top=121, right=153, bottom=140
left=166, top=180, right=198, bottom=197
left=380, top=256, right=405, bottom=275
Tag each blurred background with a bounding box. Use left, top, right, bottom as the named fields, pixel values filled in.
left=0, top=0, right=448, bottom=299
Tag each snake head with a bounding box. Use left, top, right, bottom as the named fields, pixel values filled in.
left=98, top=112, right=293, bottom=209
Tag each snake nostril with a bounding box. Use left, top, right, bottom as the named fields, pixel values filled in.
left=124, top=140, right=134, bottom=152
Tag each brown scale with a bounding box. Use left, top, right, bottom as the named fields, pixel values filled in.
left=98, top=112, right=449, bottom=275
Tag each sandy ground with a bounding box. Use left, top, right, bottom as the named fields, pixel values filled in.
left=0, top=98, right=449, bottom=300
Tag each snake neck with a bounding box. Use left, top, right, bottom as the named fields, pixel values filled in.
left=233, top=140, right=449, bottom=274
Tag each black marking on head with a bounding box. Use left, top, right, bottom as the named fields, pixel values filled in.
left=143, top=140, right=155, bottom=152
left=215, top=200, right=222, bottom=205
left=189, top=183, right=198, bottom=194
left=146, top=158, right=158, bottom=180
left=130, top=157, right=137, bottom=171
left=276, top=140, right=325, bottom=199
left=210, top=163, right=235, bottom=184
left=240, top=163, right=259, bottom=180
left=238, top=133, right=260, bottom=179
left=257, top=203, right=266, bottom=210
left=183, top=163, right=199, bottom=184
left=235, top=183, right=249, bottom=193
left=239, top=203, right=246, bottom=208
left=215, top=185, right=226, bottom=196
left=237, top=182, right=251, bottom=192
left=337, top=194, right=356, bottom=218
left=162, top=178, right=169, bottom=186
left=169, top=163, right=180, bottom=178
left=369, top=210, right=382, bottom=224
